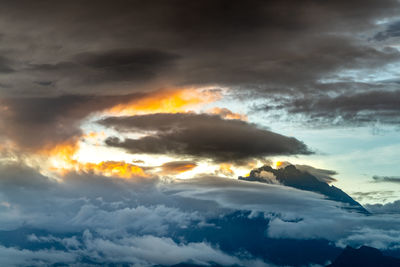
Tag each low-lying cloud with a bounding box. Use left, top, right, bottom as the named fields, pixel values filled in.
left=0, top=162, right=400, bottom=266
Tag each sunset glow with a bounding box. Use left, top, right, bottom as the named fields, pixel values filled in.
left=1, top=2, right=400, bottom=266
left=107, top=88, right=221, bottom=116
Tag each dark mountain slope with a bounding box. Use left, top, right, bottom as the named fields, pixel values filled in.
left=239, top=165, right=369, bottom=214
left=327, top=246, right=400, bottom=267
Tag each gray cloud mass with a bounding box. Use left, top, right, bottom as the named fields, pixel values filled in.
left=100, top=113, right=312, bottom=162
left=0, top=0, right=398, bottom=131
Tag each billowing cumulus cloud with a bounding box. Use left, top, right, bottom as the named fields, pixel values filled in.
left=0, top=162, right=274, bottom=266
left=0, top=245, right=76, bottom=267
left=365, top=200, right=400, bottom=214
left=0, top=162, right=400, bottom=266
left=100, top=113, right=312, bottom=162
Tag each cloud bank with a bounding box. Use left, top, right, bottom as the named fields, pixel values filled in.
left=0, top=162, right=399, bottom=266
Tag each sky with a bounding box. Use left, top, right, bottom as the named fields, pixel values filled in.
left=0, top=1, right=400, bottom=266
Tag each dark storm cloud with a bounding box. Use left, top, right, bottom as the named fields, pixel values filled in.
left=0, top=0, right=398, bottom=145
left=263, top=90, right=400, bottom=126
left=100, top=113, right=312, bottom=162
left=373, top=175, right=400, bottom=183
left=34, top=81, right=53, bottom=86
left=25, top=48, right=179, bottom=84
left=76, top=49, right=179, bottom=81
left=26, top=62, right=76, bottom=72
left=0, top=93, right=145, bottom=149
left=0, top=0, right=399, bottom=95
left=77, top=49, right=176, bottom=69
left=21, top=48, right=179, bottom=93
left=0, top=56, right=14, bottom=74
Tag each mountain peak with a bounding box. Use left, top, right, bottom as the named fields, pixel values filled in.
left=239, top=164, right=369, bottom=214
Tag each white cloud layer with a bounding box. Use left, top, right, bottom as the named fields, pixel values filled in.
left=0, top=163, right=399, bottom=266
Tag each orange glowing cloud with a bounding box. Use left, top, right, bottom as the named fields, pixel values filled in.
left=276, top=161, right=283, bottom=168
left=275, top=161, right=291, bottom=169
left=107, top=88, right=220, bottom=115
left=80, top=161, right=148, bottom=178
left=37, top=138, right=82, bottom=176
left=161, top=161, right=197, bottom=174
left=207, top=107, right=247, bottom=121
left=24, top=88, right=238, bottom=179
left=37, top=136, right=148, bottom=179
left=39, top=139, right=80, bottom=169
left=218, top=163, right=234, bottom=176
left=83, top=131, right=106, bottom=139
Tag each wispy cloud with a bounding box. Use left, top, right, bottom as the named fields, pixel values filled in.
left=373, top=175, right=400, bottom=183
